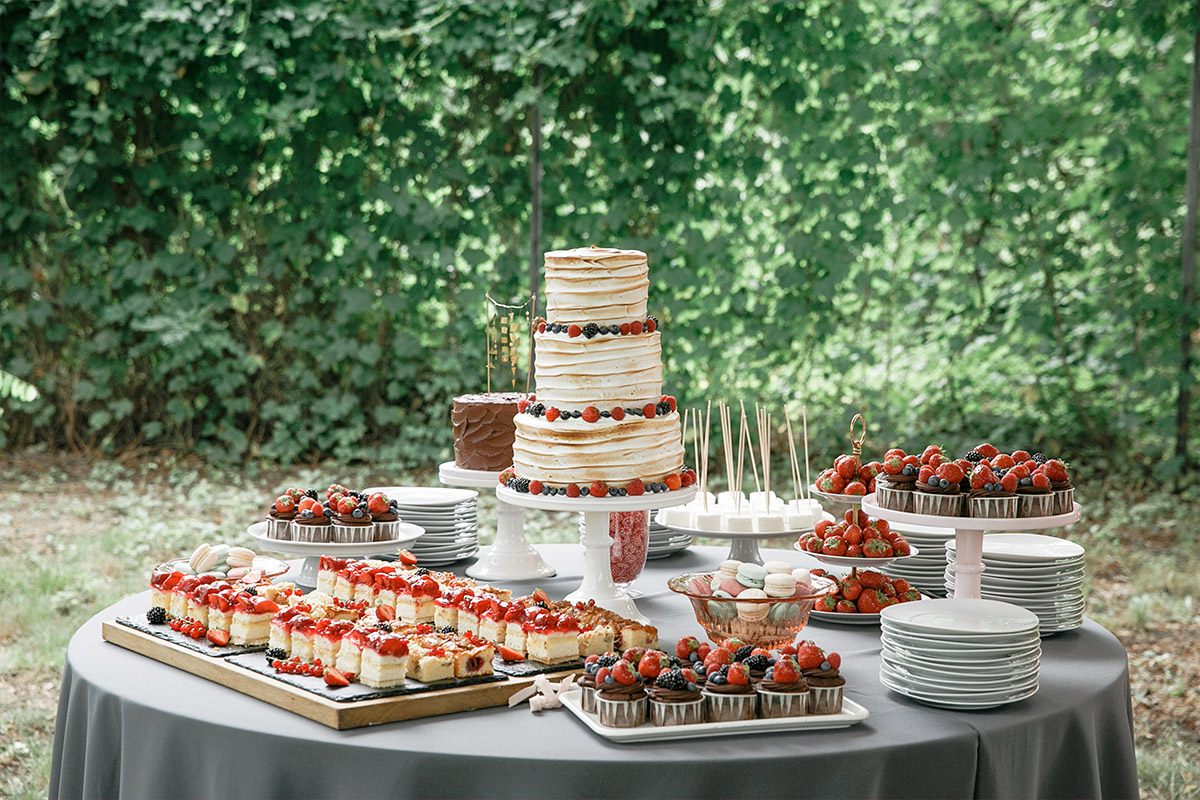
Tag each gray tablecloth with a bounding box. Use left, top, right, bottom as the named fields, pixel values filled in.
left=49, top=544, right=1138, bottom=799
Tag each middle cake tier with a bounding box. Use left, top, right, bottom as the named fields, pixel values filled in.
left=532, top=331, right=664, bottom=409
left=512, top=413, right=684, bottom=485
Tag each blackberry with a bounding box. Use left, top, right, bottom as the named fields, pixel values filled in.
left=596, top=654, right=620, bottom=668
left=305, top=488, right=318, bottom=499
left=1032, top=453, right=1048, bottom=464
left=965, top=451, right=983, bottom=463
left=264, top=647, right=287, bottom=661
left=669, top=655, right=685, bottom=668
left=534, top=601, right=549, bottom=609
left=528, top=403, right=545, bottom=417
left=733, top=644, right=754, bottom=662
left=744, top=654, right=769, bottom=673
left=439, top=625, right=456, bottom=634
left=416, top=568, right=430, bottom=576
left=376, top=621, right=393, bottom=632
left=583, top=322, right=599, bottom=339
left=656, top=401, right=670, bottom=416
left=146, top=606, right=167, bottom=625
left=655, top=669, right=687, bottom=690
left=245, top=586, right=258, bottom=595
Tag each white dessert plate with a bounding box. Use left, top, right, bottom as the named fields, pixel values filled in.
left=880, top=659, right=1039, bottom=689
left=880, top=645, right=1040, bottom=677
left=559, top=689, right=868, bottom=742
left=880, top=598, right=1039, bottom=635
left=798, top=544, right=922, bottom=569
left=883, top=681, right=1040, bottom=710
left=247, top=521, right=424, bottom=555
left=808, top=486, right=866, bottom=506
left=880, top=634, right=1040, bottom=660
left=880, top=628, right=1041, bottom=650
left=880, top=669, right=1039, bottom=702
left=364, top=486, right=480, bottom=507
left=946, top=567, right=1086, bottom=587
left=944, top=532, right=1085, bottom=562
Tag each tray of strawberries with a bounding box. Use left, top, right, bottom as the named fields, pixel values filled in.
left=794, top=509, right=918, bottom=568
left=807, top=568, right=927, bottom=625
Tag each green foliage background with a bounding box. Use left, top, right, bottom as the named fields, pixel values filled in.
left=2, top=0, right=1196, bottom=471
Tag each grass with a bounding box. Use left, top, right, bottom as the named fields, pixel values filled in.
left=1, top=453, right=1197, bottom=799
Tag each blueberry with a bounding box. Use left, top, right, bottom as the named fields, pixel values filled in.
left=687, top=682, right=697, bottom=692
left=820, top=660, right=831, bottom=671
left=352, top=508, right=363, bottom=518
left=764, top=668, right=774, bottom=680
left=618, top=488, right=627, bottom=496
left=1020, top=476, right=1032, bottom=486
left=580, top=486, right=590, bottom=497
left=605, top=674, right=615, bottom=684
left=939, top=478, right=949, bottom=488
left=608, top=487, right=618, bottom=497
left=928, top=476, right=939, bottom=486
left=601, top=410, right=610, bottom=418
left=710, top=673, right=726, bottom=685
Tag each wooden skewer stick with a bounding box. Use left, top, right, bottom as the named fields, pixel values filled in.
left=785, top=408, right=801, bottom=503
left=701, top=400, right=712, bottom=510
left=802, top=404, right=811, bottom=501
left=742, top=400, right=761, bottom=494
left=719, top=402, right=735, bottom=495
left=735, top=404, right=747, bottom=514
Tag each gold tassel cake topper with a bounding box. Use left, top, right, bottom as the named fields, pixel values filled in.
left=485, top=293, right=535, bottom=393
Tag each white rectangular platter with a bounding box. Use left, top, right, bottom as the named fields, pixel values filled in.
left=559, top=689, right=869, bottom=742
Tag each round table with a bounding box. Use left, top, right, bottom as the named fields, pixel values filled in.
left=49, top=545, right=1139, bottom=799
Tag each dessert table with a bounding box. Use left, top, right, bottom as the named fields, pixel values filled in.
left=49, top=544, right=1138, bottom=800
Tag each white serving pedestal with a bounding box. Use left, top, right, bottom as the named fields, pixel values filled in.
left=247, top=521, right=425, bottom=588
left=860, top=494, right=1083, bottom=600
left=438, top=461, right=557, bottom=581
left=496, top=485, right=696, bottom=623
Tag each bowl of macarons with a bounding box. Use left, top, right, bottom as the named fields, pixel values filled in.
left=667, top=560, right=837, bottom=648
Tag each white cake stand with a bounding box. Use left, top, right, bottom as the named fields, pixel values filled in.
left=496, top=485, right=696, bottom=623
left=655, top=511, right=834, bottom=565
left=247, top=521, right=424, bottom=588
left=860, top=494, right=1083, bottom=600
left=438, top=461, right=557, bottom=581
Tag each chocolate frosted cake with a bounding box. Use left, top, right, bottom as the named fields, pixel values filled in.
left=452, top=392, right=525, bottom=472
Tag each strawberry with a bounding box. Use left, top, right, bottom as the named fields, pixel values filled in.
left=843, top=525, right=863, bottom=546
left=496, top=645, right=525, bottom=662
left=326, top=484, right=348, bottom=500
left=310, top=504, right=326, bottom=517
left=297, top=496, right=316, bottom=512
left=861, top=524, right=881, bottom=542
left=843, top=481, right=866, bottom=496
left=642, top=403, right=657, bottom=418
left=581, top=406, right=600, bottom=423
left=1043, top=459, right=1069, bottom=482
left=993, top=453, right=1016, bottom=470
left=873, top=518, right=890, bottom=534
left=840, top=577, right=863, bottom=601
left=665, top=473, right=682, bottom=491
left=834, top=455, right=858, bottom=480
left=918, top=466, right=934, bottom=483
left=1010, top=464, right=1030, bottom=480
left=954, top=458, right=972, bottom=473
left=1001, top=472, right=1019, bottom=492
left=377, top=604, right=396, bottom=621
left=1031, top=472, right=1050, bottom=489
left=645, top=317, right=657, bottom=333
left=814, top=519, right=834, bottom=537
left=779, top=644, right=798, bottom=657
left=804, top=536, right=823, bottom=553
left=919, top=445, right=943, bottom=465
left=704, top=647, right=734, bottom=671
left=397, top=550, right=418, bottom=566
left=596, top=667, right=612, bottom=685
left=899, top=589, right=922, bottom=602
left=676, top=636, right=701, bottom=660
left=626, top=478, right=645, bottom=496
left=846, top=543, right=863, bottom=557
left=836, top=599, right=857, bottom=613
left=826, top=652, right=841, bottom=670
left=867, top=477, right=876, bottom=493
left=971, top=467, right=992, bottom=490
left=726, top=662, right=750, bottom=685
left=162, top=571, right=184, bottom=590
left=858, top=570, right=886, bottom=589
left=536, top=321, right=547, bottom=334
left=630, top=320, right=643, bottom=334
left=517, top=397, right=530, bottom=413
left=499, top=467, right=516, bottom=485
left=638, top=651, right=670, bottom=679
left=367, top=493, right=389, bottom=514
left=859, top=462, right=882, bottom=481
left=901, top=454, right=920, bottom=469
left=928, top=453, right=945, bottom=469
left=206, top=628, right=230, bottom=646
left=545, top=407, right=560, bottom=422
left=324, top=668, right=351, bottom=687
left=864, top=538, right=893, bottom=558
left=273, top=495, right=295, bottom=513
left=796, top=644, right=823, bottom=670
left=821, top=536, right=847, bottom=557
left=882, top=455, right=904, bottom=475
left=612, top=659, right=637, bottom=685
left=696, top=642, right=711, bottom=661
left=975, top=443, right=1000, bottom=459
left=857, top=589, right=886, bottom=613
left=884, top=448, right=906, bottom=460
left=816, top=472, right=846, bottom=493
left=936, top=462, right=964, bottom=484
left=339, top=495, right=358, bottom=513
left=664, top=396, right=677, bottom=412
left=565, top=483, right=580, bottom=498
left=253, top=598, right=280, bottom=613
left=610, top=406, right=625, bottom=421
left=1012, top=450, right=1031, bottom=463
left=774, top=657, right=800, bottom=682
left=567, top=324, right=581, bottom=338
left=589, top=481, right=607, bottom=498
left=680, top=468, right=697, bottom=487
left=528, top=480, right=544, bottom=495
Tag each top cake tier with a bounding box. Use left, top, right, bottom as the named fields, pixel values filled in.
left=544, top=246, right=648, bottom=324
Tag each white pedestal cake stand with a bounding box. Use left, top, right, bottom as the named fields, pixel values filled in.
left=860, top=494, right=1083, bottom=600
left=496, top=485, right=696, bottom=623
left=247, top=521, right=425, bottom=588
left=438, top=461, right=557, bottom=581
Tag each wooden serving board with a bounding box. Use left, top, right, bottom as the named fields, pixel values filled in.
left=102, top=620, right=579, bottom=730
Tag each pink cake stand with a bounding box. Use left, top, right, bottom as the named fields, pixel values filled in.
left=496, top=484, right=696, bottom=623
left=438, top=461, right=557, bottom=581
left=860, top=493, right=1083, bottom=600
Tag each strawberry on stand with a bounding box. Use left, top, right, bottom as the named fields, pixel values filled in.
left=797, top=508, right=911, bottom=560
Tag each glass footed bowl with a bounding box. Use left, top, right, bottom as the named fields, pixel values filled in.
left=667, top=571, right=837, bottom=649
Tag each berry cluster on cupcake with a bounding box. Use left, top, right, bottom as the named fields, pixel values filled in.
left=874, top=444, right=1074, bottom=519
left=265, top=485, right=403, bottom=544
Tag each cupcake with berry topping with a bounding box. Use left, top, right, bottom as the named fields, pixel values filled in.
left=757, top=655, right=810, bottom=718
left=876, top=449, right=918, bottom=512
left=912, top=451, right=966, bottom=516
left=366, top=492, right=402, bottom=542
left=580, top=652, right=620, bottom=713
left=1016, top=467, right=1055, bottom=517
left=594, top=659, right=648, bottom=728
left=266, top=493, right=298, bottom=540
left=291, top=497, right=333, bottom=543
left=1041, top=458, right=1074, bottom=515
left=648, top=667, right=704, bottom=726
left=331, top=494, right=374, bottom=544
left=701, top=661, right=757, bottom=722
left=967, top=463, right=1018, bottom=518
left=805, top=656, right=845, bottom=714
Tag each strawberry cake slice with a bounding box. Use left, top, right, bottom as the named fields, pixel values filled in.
left=358, top=632, right=410, bottom=689
left=229, top=593, right=280, bottom=646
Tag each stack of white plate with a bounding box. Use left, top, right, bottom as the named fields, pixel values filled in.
left=366, top=486, right=479, bottom=567
left=945, top=533, right=1086, bottom=635
left=577, top=511, right=692, bottom=560
left=882, top=521, right=956, bottom=598
left=879, top=598, right=1041, bottom=710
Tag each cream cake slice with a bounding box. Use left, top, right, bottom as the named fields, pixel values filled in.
left=229, top=593, right=280, bottom=646
left=358, top=632, right=410, bottom=689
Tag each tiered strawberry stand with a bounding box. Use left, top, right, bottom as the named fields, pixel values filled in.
left=438, top=461, right=557, bottom=581
left=860, top=494, right=1083, bottom=600
left=496, top=484, right=696, bottom=623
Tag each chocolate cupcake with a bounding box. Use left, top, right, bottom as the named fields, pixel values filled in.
left=595, top=663, right=648, bottom=728
left=701, top=664, right=757, bottom=722
left=331, top=497, right=374, bottom=543
left=1017, top=484, right=1055, bottom=518
left=265, top=495, right=297, bottom=540
left=913, top=477, right=965, bottom=516
left=757, top=657, right=810, bottom=718
left=805, top=665, right=846, bottom=715
left=291, top=505, right=333, bottom=543
left=648, top=669, right=704, bottom=726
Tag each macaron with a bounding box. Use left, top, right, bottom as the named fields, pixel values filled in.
left=769, top=600, right=801, bottom=623
left=687, top=576, right=713, bottom=596
left=792, top=568, right=813, bottom=593
left=717, top=577, right=746, bottom=597
left=764, top=573, right=797, bottom=598
left=735, top=562, right=767, bottom=589
left=718, top=560, right=742, bottom=579
left=707, top=599, right=736, bottom=621
left=736, top=588, right=770, bottom=622
left=763, top=560, right=793, bottom=575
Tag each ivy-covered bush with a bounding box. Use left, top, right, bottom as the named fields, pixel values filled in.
left=2, top=0, right=1195, bottom=471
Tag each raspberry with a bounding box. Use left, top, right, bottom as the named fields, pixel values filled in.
left=528, top=480, right=544, bottom=495
left=666, top=396, right=677, bottom=412
left=567, top=324, right=581, bottom=338
left=536, top=321, right=546, bottom=333
left=680, top=468, right=696, bottom=487
left=565, top=483, right=580, bottom=498
left=611, top=406, right=625, bottom=421
left=582, top=406, right=600, bottom=423
left=665, top=474, right=682, bottom=491
left=645, top=316, right=657, bottom=333
left=590, top=481, right=607, bottom=498
left=642, top=403, right=656, bottom=418
left=630, top=320, right=643, bottom=334
left=626, top=479, right=645, bottom=496
left=545, top=407, right=560, bottom=422
left=620, top=323, right=631, bottom=335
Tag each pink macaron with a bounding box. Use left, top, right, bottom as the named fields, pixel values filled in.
left=717, top=577, right=746, bottom=597
left=687, top=576, right=712, bottom=596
